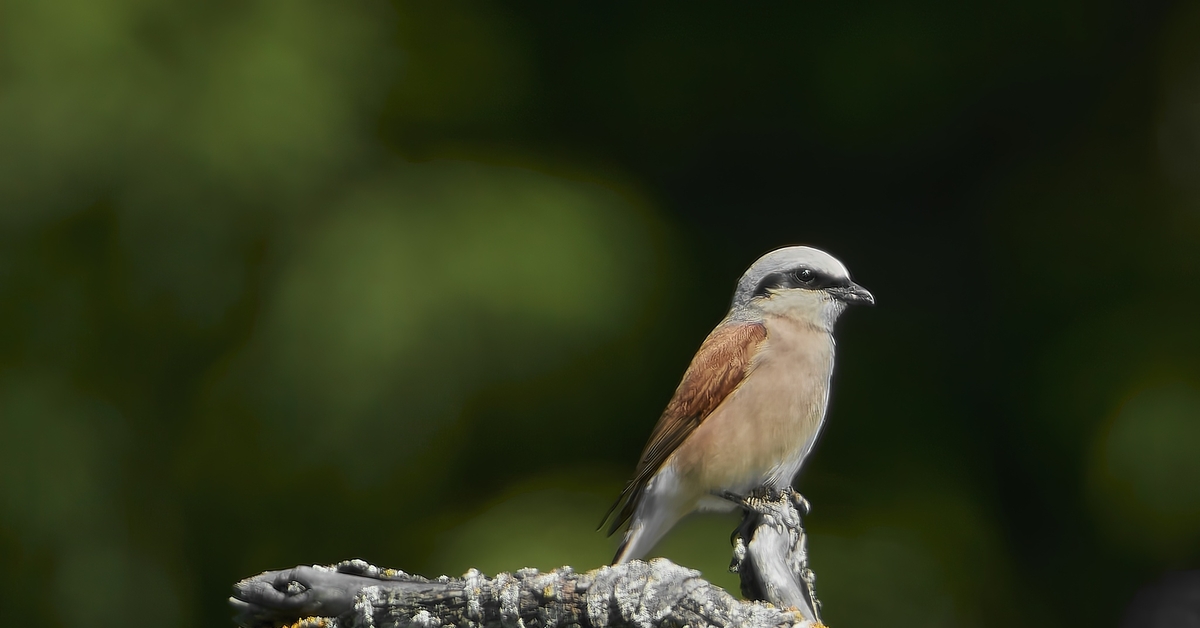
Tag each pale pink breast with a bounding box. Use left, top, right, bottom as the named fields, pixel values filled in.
left=670, top=317, right=834, bottom=494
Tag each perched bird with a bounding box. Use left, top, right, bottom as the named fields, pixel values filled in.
left=602, top=245, right=873, bottom=564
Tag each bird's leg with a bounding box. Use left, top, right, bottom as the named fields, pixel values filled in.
left=718, top=490, right=747, bottom=505
left=718, top=491, right=757, bottom=554
left=729, top=485, right=810, bottom=516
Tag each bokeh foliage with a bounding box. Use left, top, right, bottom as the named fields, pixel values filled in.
left=0, top=1, right=1198, bottom=627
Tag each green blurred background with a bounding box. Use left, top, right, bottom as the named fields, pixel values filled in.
left=1, top=1, right=1199, bottom=626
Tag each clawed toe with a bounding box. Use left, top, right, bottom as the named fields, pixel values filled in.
left=714, top=487, right=810, bottom=518
left=789, top=491, right=811, bottom=516
left=719, top=490, right=746, bottom=505
left=747, top=485, right=798, bottom=502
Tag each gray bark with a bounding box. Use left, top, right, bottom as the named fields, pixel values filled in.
left=230, top=490, right=824, bottom=628
left=729, top=491, right=820, bottom=621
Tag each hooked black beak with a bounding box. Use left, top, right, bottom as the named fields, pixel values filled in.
left=829, top=281, right=875, bottom=306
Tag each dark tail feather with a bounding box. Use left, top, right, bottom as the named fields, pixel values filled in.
left=598, top=483, right=640, bottom=536
left=597, top=495, right=623, bottom=533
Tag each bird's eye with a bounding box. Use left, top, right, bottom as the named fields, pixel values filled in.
left=797, top=269, right=815, bottom=284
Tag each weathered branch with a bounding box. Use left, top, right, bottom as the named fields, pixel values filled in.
left=230, top=491, right=824, bottom=628
left=729, top=491, right=820, bottom=621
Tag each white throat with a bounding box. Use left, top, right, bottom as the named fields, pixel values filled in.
left=751, top=289, right=846, bottom=332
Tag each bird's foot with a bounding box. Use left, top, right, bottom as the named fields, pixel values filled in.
left=718, top=487, right=810, bottom=517
left=722, top=486, right=811, bottom=558
left=788, top=489, right=811, bottom=517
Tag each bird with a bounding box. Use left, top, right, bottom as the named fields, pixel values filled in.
left=602, top=245, right=873, bottom=564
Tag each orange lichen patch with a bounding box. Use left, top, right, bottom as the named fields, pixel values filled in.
left=288, top=617, right=333, bottom=628
left=779, top=607, right=827, bottom=626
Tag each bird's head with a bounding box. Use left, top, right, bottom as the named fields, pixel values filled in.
left=731, top=246, right=874, bottom=328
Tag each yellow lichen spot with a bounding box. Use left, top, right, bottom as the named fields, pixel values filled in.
left=542, top=584, right=555, bottom=600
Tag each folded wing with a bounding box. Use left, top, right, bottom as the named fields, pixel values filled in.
left=602, top=321, right=768, bottom=535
